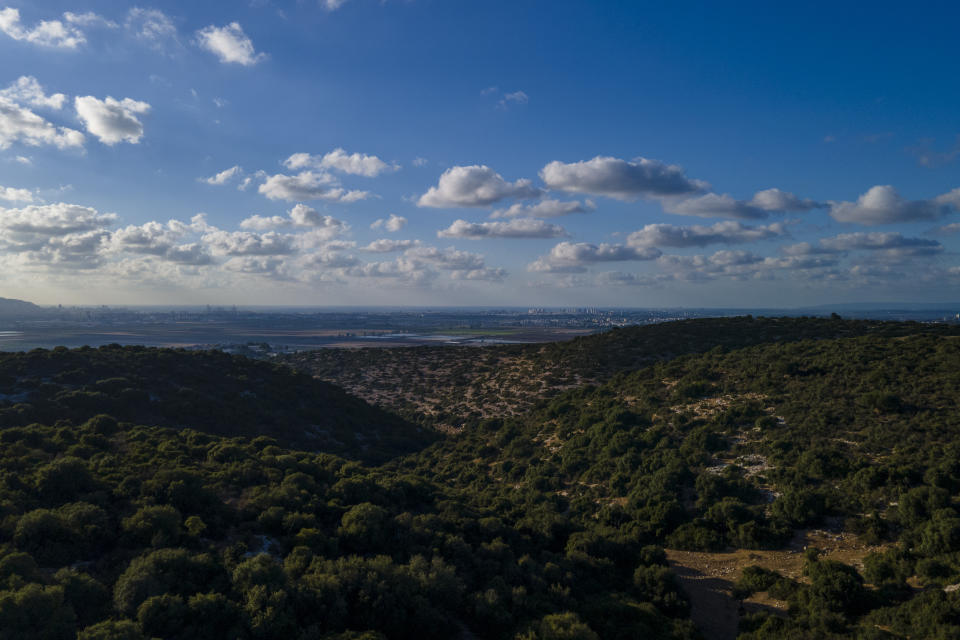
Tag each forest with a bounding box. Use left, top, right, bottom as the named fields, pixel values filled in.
left=2, top=316, right=960, bottom=638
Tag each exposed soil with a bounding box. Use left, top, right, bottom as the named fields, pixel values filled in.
left=666, top=530, right=888, bottom=640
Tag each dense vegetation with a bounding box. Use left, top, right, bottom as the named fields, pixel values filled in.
left=0, top=346, right=431, bottom=463
left=3, top=318, right=960, bottom=638
left=281, top=316, right=960, bottom=430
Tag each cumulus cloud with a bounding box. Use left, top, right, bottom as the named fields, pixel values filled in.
left=343, top=244, right=504, bottom=285
left=818, top=232, right=942, bottom=255
left=0, top=203, right=115, bottom=262
left=202, top=229, right=297, bottom=257
left=361, top=239, right=420, bottom=253
left=0, top=7, right=85, bottom=48
left=288, top=204, right=348, bottom=231
left=239, top=215, right=288, bottom=231
left=418, top=165, right=542, bottom=208
left=405, top=246, right=487, bottom=270
left=664, top=193, right=767, bottom=220
left=75, top=96, right=150, bottom=145
left=540, top=155, right=706, bottom=200
left=529, top=241, right=662, bottom=273
left=438, top=218, right=568, bottom=240
left=748, top=188, right=821, bottom=212
left=240, top=205, right=348, bottom=239
left=370, top=214, right=407, bottom=232
left=0, top=97, right=85, bottom=150
left=284, top=149, right=397, bottom=177
left=106, top=219, right=212, bottom=265
left=627, top=221, right=788, bottom=248
left=664, top=188, right=821, bottom=220
left=451, top=267, right=507, bottom=282
left=195, top=22, right=265, bottom=66
left=0, top=76, right=66, bottom=110
left=203, top=166, right=243, bottom=186
left=258, top=171, right=371, bottom=202
left=490, top=198, right=595, bottom=219
left=0, top=185, right=33, bottom=203
left=829, top=185, right=960, bottom=225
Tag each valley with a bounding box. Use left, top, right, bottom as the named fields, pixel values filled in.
left=1, top=317, right=960, bottom=638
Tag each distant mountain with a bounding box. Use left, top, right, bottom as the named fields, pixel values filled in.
left=0, top=345, right=434, bottom=463
left=0, top=296, right=45, bottom=317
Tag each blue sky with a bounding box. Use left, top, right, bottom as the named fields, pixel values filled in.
left=1, top=0, right=959, bottom=307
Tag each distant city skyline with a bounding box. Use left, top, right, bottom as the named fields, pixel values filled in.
left=1, top=1, right=959, bottom=306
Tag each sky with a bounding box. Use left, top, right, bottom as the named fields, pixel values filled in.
left=1, top=0, right=959, bottom=307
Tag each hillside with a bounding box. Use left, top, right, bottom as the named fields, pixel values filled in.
left=0, top=296, right=45, bottom=318
left=280, top=316, right=960, bottom=430
left=0, top=345, right=432, bottom=463
left=3, top=320, right=960, bottom=638
left=398, top=330, right=960, bottom=638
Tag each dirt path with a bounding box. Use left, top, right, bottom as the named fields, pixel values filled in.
left=667, top=530, right=887, bottom=640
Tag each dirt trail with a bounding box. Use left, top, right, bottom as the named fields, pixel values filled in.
left=667, top=530, right=886, bottom=640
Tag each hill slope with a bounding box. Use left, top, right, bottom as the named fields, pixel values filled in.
left=0, top=345, right=432, bottom=463
left=398, top=330, right=960, bottom=638
left=0, top=296, right=45, bottom=318
left=281, top=316, right=960, bottom=429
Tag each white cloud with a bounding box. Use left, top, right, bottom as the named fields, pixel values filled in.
left=0, top=185, right=33, bottom=202
left=664, top=193, right=769, bottom=220
left=106, top=220, right=212, bottom=265
left=370, top=214, right=407, bottom=232
left=529, top=241, right=662, bottom=272
left=749, top=188, right=820, bottom=212
left=829, top=185, right=959, bottom=225
left=284, top=148, right=398, bottom=177
left=75, top=96, right=150, bottom=145
left=258, top=172, right=371, bottom=202
left=0, top=7, right=85, bottom=48
left=626, top=221, right=788, bottom=248
left=239, top=215, right=289, bottom=231
left=239, top=205, right=348, bottom=240
left=288, top=204, right=346, bottom=230
left=596, top=271, right=670, bottom=287
left=490, top=198, right=595, bottom=219
left=0, top=76, right=66, bottom=110
left=63, top=12, right=117, bottom=28
left=450, top=267, right=507, bottom=282
left=818, top=231, right=942, bottom=254
left=14, top=155, right=31, bottom=165
left=195, top=22, right=265, bottom=66
left=405, top=246, right=487, bottom=270
left=540, top=155, right=707, bottom=200
left=203, top=165, right=243, bottom=185
left=125, top=8, right=178, bottom=52
left=418, top=165, right=542, bottom=208
left=412, top=157, right=428, bottom=167
left=498, top=91, right=528, bottom=109
left=0, top=203, right=115, bottom=252
left=360, top=239, right=420, bottom=253
left=202, top=229, right=297, bottom=256
left=0, top=98, right=85, bottom=149
left=322, top=0, right=351, bottom=10
left=437, top=218, right=568, bottom=239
